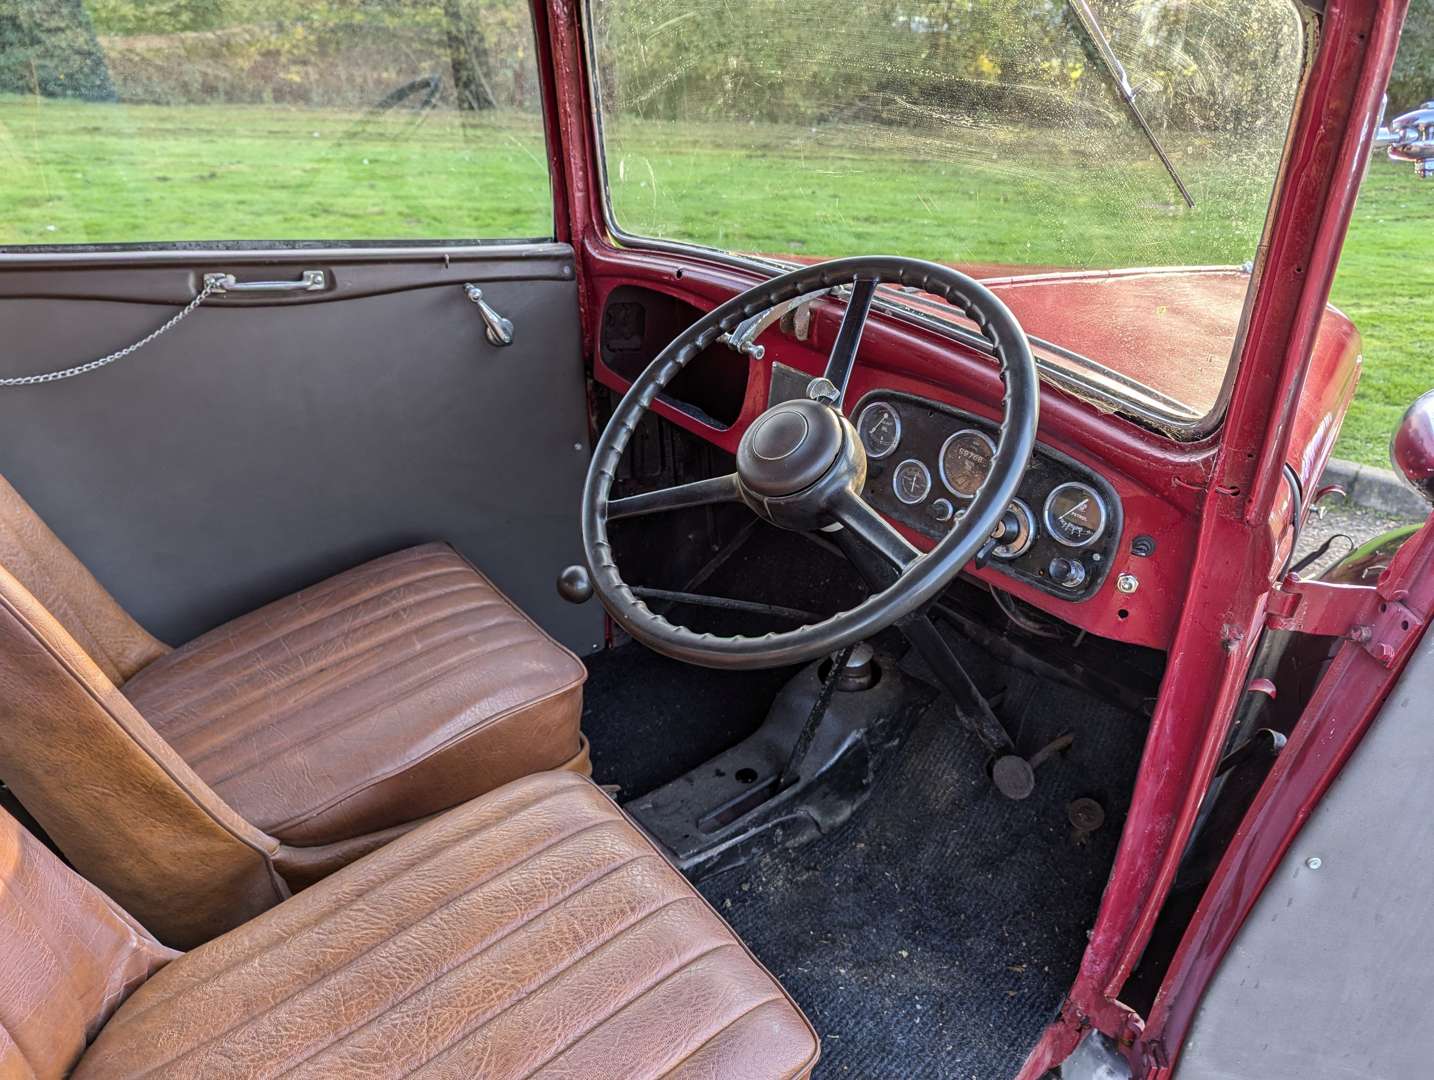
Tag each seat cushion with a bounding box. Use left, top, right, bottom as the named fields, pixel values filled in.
left=74, top=771, right=819, bottom=1080
left=123, top=543, right=587, bottom=846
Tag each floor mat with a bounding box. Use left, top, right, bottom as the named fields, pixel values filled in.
left=699, top=636, right=1148, bottom=1079
left=581, top=643, right=800, bottom=800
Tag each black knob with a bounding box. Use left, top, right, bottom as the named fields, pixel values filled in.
left=557, top=564, right=593, bottom=604
left=1048, top=557, right=1087, bottom=590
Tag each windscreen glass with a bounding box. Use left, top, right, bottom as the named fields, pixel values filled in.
left=588, top=0, right=1308, bottom=425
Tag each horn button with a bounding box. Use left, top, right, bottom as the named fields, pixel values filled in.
left=737, top=398, right=849, bottom=498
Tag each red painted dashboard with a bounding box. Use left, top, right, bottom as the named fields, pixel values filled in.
left=582, top=238, right=1361, bottom=653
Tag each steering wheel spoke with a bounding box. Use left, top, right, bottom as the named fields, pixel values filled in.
left=607, top=473, right=743, bottom=521
left=830, top=488, right=921, bottom=572
left=816, top=275, right=879, bottom=407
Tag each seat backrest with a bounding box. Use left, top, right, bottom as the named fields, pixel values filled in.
left=0, top=803, right=176, bottom=1080
left=0, top=563, right=288, bottom=948
left=0, top=475, right=168, bottom=684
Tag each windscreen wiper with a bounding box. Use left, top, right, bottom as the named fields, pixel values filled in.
left=1065, top=0, right=1195, bottom=208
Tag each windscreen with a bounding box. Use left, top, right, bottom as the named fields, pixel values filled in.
left=588, top=0, right=1308, bottom=426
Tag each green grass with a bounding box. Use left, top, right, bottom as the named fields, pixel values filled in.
left=0, top=97, right=553, bottom=243
left=1, top=97, right=1426, bottom=467
left=1329, top=160, right=1434, bottom=468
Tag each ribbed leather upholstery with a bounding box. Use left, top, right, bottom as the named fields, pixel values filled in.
left=0, top=801, right=176, bottom=1080
left=0, top=474, right=167, bottom=683
left=74, top=772, right=820, bottom=1080
left=124, top=543, right=588, bottom=846
left=0, top=562, right=289, bottom=950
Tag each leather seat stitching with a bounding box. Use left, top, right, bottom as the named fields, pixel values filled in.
left=125, top=829, right=650, bottom=1078
left=390, top=901, right=719, bottom=1080
left=577, top=777, right=822, bottom=1073
left=488, top=939, right=739, bottom=1080
left=110, top=783, right=593, bottom=1024
left=280, top=852, right=672, bottom=1078
left=198, top=634, right=555, bottom=792
left=127, top=556, right=465, bottom=687
left=191, top=849, right=669, bottom=1080
left=264, top=675, right=585, bottom=836
left=0, top=593, right=283, bottom=869
left=178, top=611, right=527, bottom=772
left=446, top=547, right=586, bottom=682
left=650, top=996, right=787, bottom=1079
left=136, top=576, right=490, bottom=726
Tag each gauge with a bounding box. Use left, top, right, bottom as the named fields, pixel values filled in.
left=940, top=429, right=996, bottom=498
left=992, top=499, right=1036, bottom=559
left=1043, top=482, right=1108, bottom=548
left=892, top=458, right=932, bottom=505
left=857, top=402, right=902, bottom=459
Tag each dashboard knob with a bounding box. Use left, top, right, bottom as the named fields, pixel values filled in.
left=557, top=564, right=593, bottom=604
left=1048, top=557, right=1087, bottom=590
left=929, top=498, right=955, bottom=524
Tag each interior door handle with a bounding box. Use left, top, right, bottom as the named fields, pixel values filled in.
left=203, top=270, right=327, bottom=294
left=464, top=284, right=515, bottom=347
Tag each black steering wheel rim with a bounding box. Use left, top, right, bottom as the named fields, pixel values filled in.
left=581, top=255, right=1039, bottom=670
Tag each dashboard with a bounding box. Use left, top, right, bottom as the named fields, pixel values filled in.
left=852, top=391, right=1124, bottom=602
left=592, top=275, right=1203, bottom=650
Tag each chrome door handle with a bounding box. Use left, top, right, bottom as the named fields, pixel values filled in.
left=464, top=284, right=514, bottom=347
left=203, top=270, right=327, bottom=293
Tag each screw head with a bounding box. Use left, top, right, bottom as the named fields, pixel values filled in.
left=1116, top=572, right=1139, bottom=594
left=1306, top=856, right=1323, bottom=870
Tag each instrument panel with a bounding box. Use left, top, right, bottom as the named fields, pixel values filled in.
left=853, top=392, right=1123, bottom=601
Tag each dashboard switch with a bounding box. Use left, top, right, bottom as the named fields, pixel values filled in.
left=929, top=498, right=955, bottom=524
left=1048, top=557, right=1087, bottom=590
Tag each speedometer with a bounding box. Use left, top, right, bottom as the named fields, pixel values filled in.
left=940, top=429, right=995, bottom=498
left=1043, top=482, right=1108, bottom=547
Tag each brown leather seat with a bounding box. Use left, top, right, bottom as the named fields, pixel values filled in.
left=0, top=475, right=587, bottom=947
left=2, top=771, right=820, bottom=1080
left=124, top=543, right=588, bottom=847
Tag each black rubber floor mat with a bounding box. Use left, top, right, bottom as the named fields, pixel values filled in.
left=581, top=643, right=800, bottom=800
left=698, top=638, right=1148, bottom=1078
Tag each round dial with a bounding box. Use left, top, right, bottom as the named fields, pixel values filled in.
left=1043, top=482, right=1108, bottom=548
left=857, top=402, right=902, bottom=460
left=940, top=429, right=996, bottom=498
left=892, top=458, right=932, bottom=505
left=992, top=499, right=1036, bottom=559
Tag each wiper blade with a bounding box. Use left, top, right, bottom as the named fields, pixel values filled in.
left=1065, top=0, right=1195, bottom=208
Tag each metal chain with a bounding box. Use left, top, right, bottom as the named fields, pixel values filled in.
left=0, top=279, right=220, bottom=387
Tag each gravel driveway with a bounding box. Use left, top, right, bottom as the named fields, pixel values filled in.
left=1291, top=498, right=1425, bottom=578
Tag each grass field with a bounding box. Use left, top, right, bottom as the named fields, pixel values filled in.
left=1, top=96, right=1428, bottom=467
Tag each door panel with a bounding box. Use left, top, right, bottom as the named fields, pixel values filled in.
left=0, top=245, right=602, bottom=655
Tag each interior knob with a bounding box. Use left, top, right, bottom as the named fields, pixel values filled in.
left=557, top=564, right=593, bottom=604
left=1048, top=556, right=1087, bottom=590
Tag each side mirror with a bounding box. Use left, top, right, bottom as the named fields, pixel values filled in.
left=1392, top=390, right=1434, bottom=506
left=1383, top=101, right=1434, bottom=178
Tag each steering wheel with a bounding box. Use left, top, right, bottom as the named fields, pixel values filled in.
left=581, top=255, right=1039, bottom=670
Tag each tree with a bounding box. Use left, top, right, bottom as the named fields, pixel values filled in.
left=0, top=0, right=116, bottom=101
left=444, top=0, right=496, bottom=110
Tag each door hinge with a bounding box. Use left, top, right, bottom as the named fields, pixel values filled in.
left=1265, top=576, right=1425, bottom=668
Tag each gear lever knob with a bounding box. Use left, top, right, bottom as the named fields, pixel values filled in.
left=557, top=565, right=593, bottom=604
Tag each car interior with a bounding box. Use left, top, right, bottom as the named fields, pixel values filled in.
left=0, top=0, right=1395, bottom=1077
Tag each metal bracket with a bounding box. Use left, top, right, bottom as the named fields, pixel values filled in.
left=1265, top=575, right=1425, bottom=668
